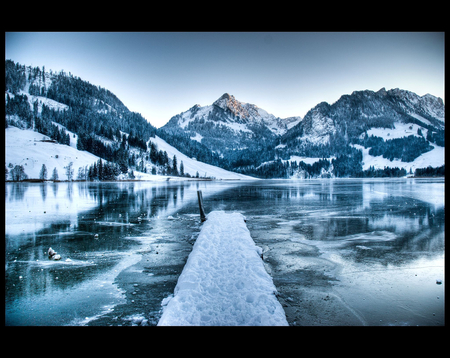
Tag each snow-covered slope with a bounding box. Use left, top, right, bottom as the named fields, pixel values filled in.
left=5, top=90, right=69, bottom=114
left=5, top=126, right=254, bottom=181
left=5, top=126, right=101, bottom=180
left=353, top=143, right=445, bottom=172
left=148, top=136, right=255, bottom=180
left=170, top=93, right=301, bottom=137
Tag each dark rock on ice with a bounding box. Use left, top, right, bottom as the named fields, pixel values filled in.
left=48, top=247, right=61, bottom=260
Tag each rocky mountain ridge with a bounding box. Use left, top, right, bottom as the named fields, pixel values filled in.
left=162, top=88, right=444, bottom=178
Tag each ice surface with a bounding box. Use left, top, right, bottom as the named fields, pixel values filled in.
left=5, top=179, right=444, bottom=326
left=158, top=211, right=288, bottom=326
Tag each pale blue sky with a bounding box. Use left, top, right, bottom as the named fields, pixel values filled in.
left=5, top=32, right=445, bottom=128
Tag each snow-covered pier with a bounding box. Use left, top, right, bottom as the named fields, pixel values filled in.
left=158, top=211, right=288, bottom=326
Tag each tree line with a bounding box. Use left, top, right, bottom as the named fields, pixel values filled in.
left=414, top=165, right=445, bottom=177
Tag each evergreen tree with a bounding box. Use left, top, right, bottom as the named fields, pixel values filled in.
left=64, top=162, right=74, bottom=181
left=163, top=151, right=169, bottom=166
left=118, top=156, right=129, bottom=174
left=39, top=164, right=48, bottom=180
left=180, top=160, right=184, bottom=176
left=51, top=167, right=59, bottom=181
left=92, top=162, right=98, bottom=180
left=10, top=165, right=28, bottom=181
left=77, top=166, right=85, bottom=180
left=98, top=159, right=103, bottom=180
left=172, top=155, right=179, bottom=176
left=88, top=164, right=94, bottom=181
left=150, top=142, right=158, bottom=163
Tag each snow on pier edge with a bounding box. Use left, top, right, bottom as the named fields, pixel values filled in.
left=158, top=211, right=288, bottom=326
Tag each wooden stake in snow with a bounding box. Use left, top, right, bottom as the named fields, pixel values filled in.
left=197, top=190, right=206, bottom=222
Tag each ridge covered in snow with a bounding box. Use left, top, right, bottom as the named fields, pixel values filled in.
left=285, top=88, right=445, bottom=147
left=162, top=93, right=302, bottom=142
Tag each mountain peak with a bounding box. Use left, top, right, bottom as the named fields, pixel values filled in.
left=213, top=93, right=236, bottom=107
left=213, top=93, right=249, bottom=119
left=218, top=93, right=233, bottom=100
left=377, top=87, right=387, bottom=96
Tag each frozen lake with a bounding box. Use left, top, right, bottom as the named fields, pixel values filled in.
left=5, top=178, right=445, bottom=326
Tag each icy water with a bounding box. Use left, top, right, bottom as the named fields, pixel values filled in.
left=5, top=178, right=445, bottom=326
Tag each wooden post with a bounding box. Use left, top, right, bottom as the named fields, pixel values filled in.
left=197, top=190, right=206, bottom=222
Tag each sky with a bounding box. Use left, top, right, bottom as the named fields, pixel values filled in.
left=5, top=32, right=445, bottom=128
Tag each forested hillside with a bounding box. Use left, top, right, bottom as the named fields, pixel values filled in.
left=5, top=60, right=445, bottom=180
left=5, top=60, right=249, bottom=181
left=5, top=60, right=157, bottom=178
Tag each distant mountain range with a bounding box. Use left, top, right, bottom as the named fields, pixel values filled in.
left=161, top=88, right=444, bottom=178
left=5, top=60, right=445, bottom=180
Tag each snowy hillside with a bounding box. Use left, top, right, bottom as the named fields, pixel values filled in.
left=351, top=120, right=445, bottom=172
left=6, top=61, right=255, bottom=181
left=148, top=136, right=255, bottom=180
left=353, top=143, right=444, bottom=172
left=5, top=60, right=444, bottom=179
left=5, top=125, right=254, bottom=181
left=5, top=126, right=102, bottom=180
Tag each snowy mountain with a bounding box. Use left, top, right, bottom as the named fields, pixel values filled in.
left=270, top=87, right=445, bottom=178
left=161, top=93, right=301, bottom=154
left=211, top=93, right=302, bottom=136
left=162, top=88, right=444, bottom=178
left=282, top=87, right=444, bottom=147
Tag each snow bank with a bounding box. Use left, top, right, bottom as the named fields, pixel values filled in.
left=158, top=211, right=288, bottom=326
